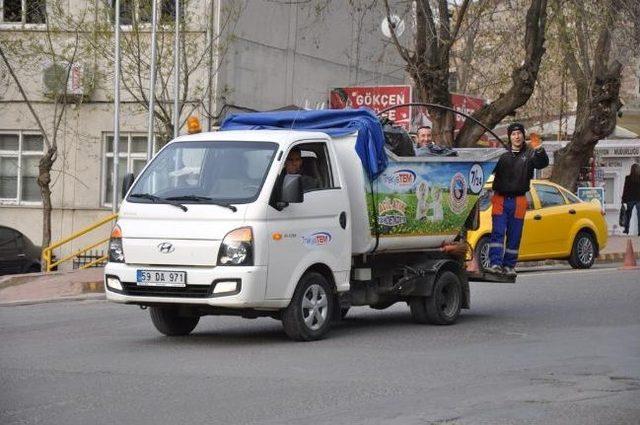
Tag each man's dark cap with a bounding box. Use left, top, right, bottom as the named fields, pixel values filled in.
left=507, top=123, right=526, bottom=139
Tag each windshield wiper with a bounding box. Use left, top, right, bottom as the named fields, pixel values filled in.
left=129, top=193, right=188, bottom=212
left=166, top=195, right=237, bottom=212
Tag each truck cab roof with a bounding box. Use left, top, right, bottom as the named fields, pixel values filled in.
left=171, top=130, right=333, bottom=148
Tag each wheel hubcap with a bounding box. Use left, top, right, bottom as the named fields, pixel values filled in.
left=577, top=237, right=594, bottom=265
left=301, top=284, right=328, bottom=331
left=480, top=243, right=491, bottom=269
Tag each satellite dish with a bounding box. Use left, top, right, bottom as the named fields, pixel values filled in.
left=381, top=14, right=405, bottom=38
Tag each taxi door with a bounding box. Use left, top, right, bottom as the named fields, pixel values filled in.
left=522, top=183, right=574, bottom=257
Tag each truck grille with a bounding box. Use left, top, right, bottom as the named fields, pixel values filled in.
left=122, top=282, right=211, bottom=298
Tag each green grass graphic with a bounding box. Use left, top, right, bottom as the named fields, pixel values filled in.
left=366, top=191, right=477, bottom=236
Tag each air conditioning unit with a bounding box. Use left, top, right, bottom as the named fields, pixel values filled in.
left=42, top=61, right=93, bottom=99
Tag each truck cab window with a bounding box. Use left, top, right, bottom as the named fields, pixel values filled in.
left=283, top=142, right=334, bottom=192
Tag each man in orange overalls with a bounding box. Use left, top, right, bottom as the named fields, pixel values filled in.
left=487, top=123, right=549, bottom=277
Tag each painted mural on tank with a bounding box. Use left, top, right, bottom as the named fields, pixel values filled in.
left=366, top=161, right=498, bottom=236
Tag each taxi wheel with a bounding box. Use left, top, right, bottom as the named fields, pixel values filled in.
left=150, top=306, right=200, bottom=336
left=282, top=272, right=334, bottom=341
left=475, top=236, right=492, bottom=271
left=569, top=231, right=596, bottom=269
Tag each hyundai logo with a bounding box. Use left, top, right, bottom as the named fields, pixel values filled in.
left=157, top=242, right=175, bottom=254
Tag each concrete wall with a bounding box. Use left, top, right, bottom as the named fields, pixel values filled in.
left=218, top=0, right=405, bottom=111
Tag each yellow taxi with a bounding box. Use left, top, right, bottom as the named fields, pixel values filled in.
left=467, top=179, right=608, bottom=269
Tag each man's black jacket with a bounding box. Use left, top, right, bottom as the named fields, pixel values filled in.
left=492, top=144, right=549, bottom=196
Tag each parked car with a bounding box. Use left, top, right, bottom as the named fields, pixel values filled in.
left=467, top=179, right=608, bottom=270
left=0, top=226, right=42, bottom=275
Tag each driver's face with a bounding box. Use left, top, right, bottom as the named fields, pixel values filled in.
left=285, top=151, right=302, bottom=174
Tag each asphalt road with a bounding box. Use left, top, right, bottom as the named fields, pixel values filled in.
left=1, top=266, right=639, bottom=425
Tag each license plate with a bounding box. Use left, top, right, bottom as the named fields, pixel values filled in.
left=136, top=270, right=187, bottom=287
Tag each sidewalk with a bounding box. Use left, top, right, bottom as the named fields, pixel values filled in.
left=520, top=234, right=640, bottom=267
left=1, top=235, right=638, bottom=306
left=0, top=268, right=105, bottom=306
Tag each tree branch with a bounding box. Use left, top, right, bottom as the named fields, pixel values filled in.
left=0, top=46, right=52, bottom=149
left=383, top=0, right=412, bottom=64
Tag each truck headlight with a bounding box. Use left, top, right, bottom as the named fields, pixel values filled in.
left=218, top=227, right=253, bottom=266
left=108, top=224, right=125, bottom=263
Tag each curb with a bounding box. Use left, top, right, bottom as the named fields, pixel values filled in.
left=517, top=251, right=639, bottom=269
left=0, top=293, right=105, bottom=307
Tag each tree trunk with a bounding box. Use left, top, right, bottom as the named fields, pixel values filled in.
left=411, top=67, right=455, bottom=147
left=551, top=62, right=623, bottom=191
left=38, top=146, right=57, bottom=250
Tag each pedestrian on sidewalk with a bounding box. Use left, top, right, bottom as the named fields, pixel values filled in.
left=622, top=163, right=640, bottom=236
left=487, top=123, right=549, bottom=277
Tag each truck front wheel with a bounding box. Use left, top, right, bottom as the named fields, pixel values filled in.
left=281, top=272, right=334, bottom=341
left=149, top=306, right=200, bottom=336
left=409, top=271, right=462, bottom=325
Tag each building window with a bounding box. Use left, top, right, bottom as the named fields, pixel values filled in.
left=0, top=132, right=43, bottom=204
left=106, top=0, right=182, bottom=25
left=603, top=176, right=615, bottom=205
left=103, top=133, right=150, bottom=206
left=1, top=0, right=46, bottom=24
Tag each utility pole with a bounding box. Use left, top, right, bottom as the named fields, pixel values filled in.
left=173, top=0, right=180, bottom=138
left=147, top=0, right=159, bottom=161
left=112, top=0, right=121, bottom=211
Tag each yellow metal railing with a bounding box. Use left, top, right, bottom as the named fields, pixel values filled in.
left=42, top=213, right=118, bottom=272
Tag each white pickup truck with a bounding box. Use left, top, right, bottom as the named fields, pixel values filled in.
left=104, top=110, right=502, bottom=340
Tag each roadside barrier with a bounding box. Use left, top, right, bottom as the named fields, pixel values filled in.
left=42, top=214, right=118, bottom=272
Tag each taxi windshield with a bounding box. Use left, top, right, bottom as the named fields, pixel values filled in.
left=128, top=141, right=278, bottom=204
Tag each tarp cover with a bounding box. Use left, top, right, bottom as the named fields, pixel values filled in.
left=220, top=108, right=388, bottom=179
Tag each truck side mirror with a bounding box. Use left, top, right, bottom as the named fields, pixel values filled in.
left=279, top=174, right=304, bottom=206
left=121, top=173, right=135, bottom=199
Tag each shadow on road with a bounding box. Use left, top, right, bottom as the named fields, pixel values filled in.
left=126, top=309, right=498, bottom=346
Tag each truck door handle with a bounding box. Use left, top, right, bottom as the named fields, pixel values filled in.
left=534, top=214, right=542, bottom=220
left=339, top=212, right=347, bottom=229
left=568, top=209, right=576, bottom=214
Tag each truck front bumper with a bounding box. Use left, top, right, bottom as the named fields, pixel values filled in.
left=104, top=263, right=287, bottom=309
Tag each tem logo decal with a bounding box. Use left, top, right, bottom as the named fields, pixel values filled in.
left=381, top=169, right=416, bottom=190
left=302, top=232, right=332, bottom=248
left=449, top=173, right=468, bottom=214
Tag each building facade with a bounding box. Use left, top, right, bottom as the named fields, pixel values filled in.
left=0, top=0, right=405, bottom=269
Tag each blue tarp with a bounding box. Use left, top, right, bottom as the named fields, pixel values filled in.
left=220, top=108, right=388, bottom=180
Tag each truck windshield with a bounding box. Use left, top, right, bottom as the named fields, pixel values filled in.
left=128, top=141, right=278, bottom=205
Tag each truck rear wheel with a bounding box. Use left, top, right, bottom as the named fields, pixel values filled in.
left=149, top=306, right=200, bottom=336
left=281, top=272, right=334, bottom=341
left=409, top=271, right=462, bottom=325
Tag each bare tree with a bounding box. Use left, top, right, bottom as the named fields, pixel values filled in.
left=455, top=0, right=548, bottom=147
left=384, top=0, right=548, bottom=147
left=550, top=0, right=625, bottom=191
left=0, top=7, right=86, bottom=249
left=77, top=0, right=243, bottom=146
